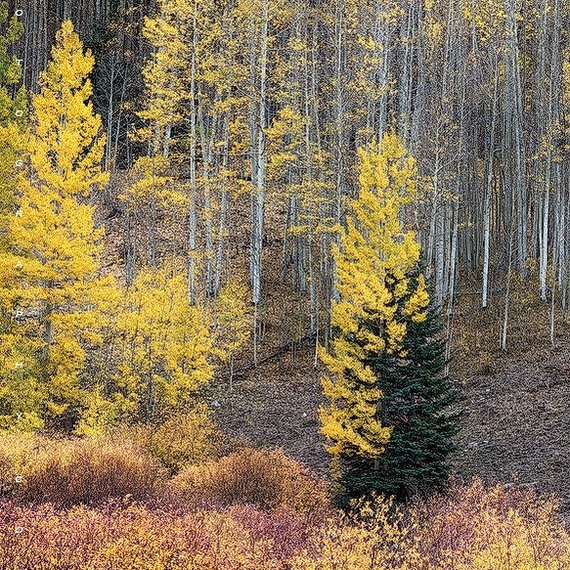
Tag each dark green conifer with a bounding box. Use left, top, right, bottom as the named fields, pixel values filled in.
left=338, top=275, right=461, bottom=505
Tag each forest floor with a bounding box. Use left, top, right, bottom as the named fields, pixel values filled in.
left=451, top=334, right=570, bottom=516
left=102, top=183, right=570, bottom=516
left=206, top=299, right=570, bottom=517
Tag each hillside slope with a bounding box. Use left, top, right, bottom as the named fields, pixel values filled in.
left=207, top=329, right=570, bottom=517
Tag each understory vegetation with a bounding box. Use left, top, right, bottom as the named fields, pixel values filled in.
left=0, top=429, right=567, bottom=569
left=2, top=1, right=570, bottom=567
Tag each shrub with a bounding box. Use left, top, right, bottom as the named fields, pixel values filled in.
left=15, top=437, right=166, bottom=507
left=0, top=433, right=57, bottom=497
left=169, top=448, right=330, bottom=521
left=292, top=497, right=425, bottom=570
left=229, top=504, right=311, bottom=559
left=413, top=477, right=570, bottom=569
left=148, top=407, right=231, bottom=473
left=0, top=502, right=299, bottom=570
left=293, top=481, right=570, bottom=570
left=111, top=407, right=232, bottom=475
left=0, top=479, right=568, bottom=569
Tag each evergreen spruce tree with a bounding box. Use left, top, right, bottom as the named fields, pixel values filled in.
left=339, top=272, right=460, bottom=503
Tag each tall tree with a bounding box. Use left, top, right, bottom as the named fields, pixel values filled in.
left=320, top=134, right=432, bottom=501
left=0, top=2, right=26, bottom=225
left=340, top=272, right=460, bottom=502
left=0, top=20, right=112, bottom=430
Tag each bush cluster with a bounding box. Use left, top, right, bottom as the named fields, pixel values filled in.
left=0, top=479, right=567, bottom=569
left=0, top=430, right=567, bottom=570
left=113, top=407, right=232, bottom=475
left=169, top=448, right=329, bottom=521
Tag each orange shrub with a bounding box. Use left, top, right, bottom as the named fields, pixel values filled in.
left=16, top=438, right=166, bottom=507
left=169, top=448, right=330, bottom=521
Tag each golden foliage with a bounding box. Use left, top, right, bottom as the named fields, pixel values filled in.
left=0, top=1, right=26, bottom=226
left=320, top=133, right=429, bottom=460
left=212, top=279, right=251, bottom=381
left=292, top=497, right=424, bottom=570
left=114, top=406, right=231, bottom=474
left=111, top=267, right=213, bottom=422
left=0, top=21, right=114, bottom=428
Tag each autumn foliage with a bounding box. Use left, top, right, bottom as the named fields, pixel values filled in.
left=169, top=448, right=329, bottom=521
left=0, top=452, right=567, bottom=570
left=0, top=435, right=165, bottom=507
left=320, top=134, right=429, bottom=461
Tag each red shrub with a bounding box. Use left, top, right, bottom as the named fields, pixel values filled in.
left=0, top=502, right=302, bottom=569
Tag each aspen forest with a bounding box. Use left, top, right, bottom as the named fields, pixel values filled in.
left=2, top=0, right=570, bottom=568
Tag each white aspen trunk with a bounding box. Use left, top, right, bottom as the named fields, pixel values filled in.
left=374, top=1, right=390, bottom=144
left=551, top=280, right=556, bottom=346
left=188, top=0, right=198, bottom=305
left=539, top=0, right=560, bottom=302
left=502, top=204, right=516, bottom=351
left=482, top=70, right=499, bottom=308
left=214, top=119, right=230, bottom=297
left=105, top=59, right=115, bottom=171
left=509, top=1, right=528, bottom=272
left=540, top=168, right=551, bottom=302
left=434, top=202, right=445, bottom=307
left=334, top=0, right=345, bottom=224
left=198, top=101, right=217, bottom=297
left=251, top=0, right=269, bottom=366
left=448, top=195, right=459, bottom=316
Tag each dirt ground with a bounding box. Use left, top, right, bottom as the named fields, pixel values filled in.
left=451, top=336, right=570, bottom=515
left=207, top=312, right=570, bottom=518
left=102, top=178, right=570, bottom=516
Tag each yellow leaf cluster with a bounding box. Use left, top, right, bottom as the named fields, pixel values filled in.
left=320, top=133, right=429, bottom=460
left=212, top=279, right=251, bottom=365
left=0, top=21, right=112, bottom=426
left=112, top=268, right=213, bottom=421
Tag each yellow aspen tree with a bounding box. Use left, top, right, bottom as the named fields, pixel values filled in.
left=112, top=267, right=214, bottom=423
left=136, top=0, right=239, bottom=298
left=0, top=2, right=27, bottom=230
left=320, top=133, right=429, bottom=462
left=212, top=279, right=251, bottom=391
left=0, top=21, right=112, bottom=429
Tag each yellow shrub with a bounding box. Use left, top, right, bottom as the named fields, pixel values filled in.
left=110, top=407, right=232, bottom=474
left=292, top=497, right=424, bottom=570
left=149, top=407, right=231, bottom=473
